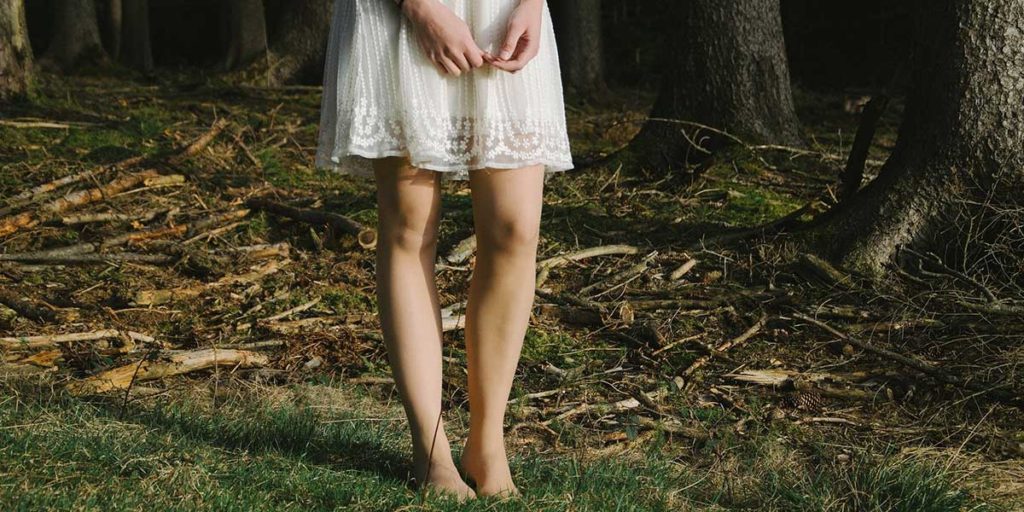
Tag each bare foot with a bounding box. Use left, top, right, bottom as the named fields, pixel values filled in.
left=460, top=437, right=521, bottom=498
left=412, top=460, right=477, bottom=502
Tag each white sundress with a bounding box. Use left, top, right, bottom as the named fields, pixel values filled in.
left=315, top=0, right=574, bottom=182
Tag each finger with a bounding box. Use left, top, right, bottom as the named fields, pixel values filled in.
left=447, top=49, right=471, bottom=72
left=525, top=33, right=541, bottom=59
left=489, top=59, right=523, bottom=73
left=428, top=52, right=448, bottom=75
left=467, top=49, right=485, bottom=68
left=439, top=56, right=462, bottom=76
left=499, top=23, right=526, bottom=61
left=505, top=34, right=540, bottom=71
left=464, top=39, right=487, bottom=68
left=489, top=43, right=535, bottom=72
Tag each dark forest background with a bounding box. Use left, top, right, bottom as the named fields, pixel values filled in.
left=20, top=0, right=912, bottom=89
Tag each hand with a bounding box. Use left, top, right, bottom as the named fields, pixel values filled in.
left=486, top=0, right=544, bottom=73
left=402, top=0, right=487, bottom=76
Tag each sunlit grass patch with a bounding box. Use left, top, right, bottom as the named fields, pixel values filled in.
left=0, top=379, right=1003, bottom=511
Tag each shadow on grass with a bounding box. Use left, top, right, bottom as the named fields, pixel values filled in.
left=12, top=380, right=413, bottom=488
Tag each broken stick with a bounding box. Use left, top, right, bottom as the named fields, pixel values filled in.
left=66, top=348, right=269, bottom=395
left=682, top=314, right=769, bottom=377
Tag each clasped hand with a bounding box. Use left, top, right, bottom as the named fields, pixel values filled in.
left=401, top=0, right=544, bottom=76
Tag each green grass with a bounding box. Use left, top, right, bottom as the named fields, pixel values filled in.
left=323, top=287, right=376, bottom=315
left=0, top=379, right=996, bottom=511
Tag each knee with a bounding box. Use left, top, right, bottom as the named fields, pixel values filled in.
left=381, top=216, right=439, bottom=253
left=478, top=216, right=540, bottom=255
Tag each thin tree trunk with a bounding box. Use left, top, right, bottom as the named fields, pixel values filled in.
left=120, top=0, right=152, bottom=72
left=43, top=0, right=106, bottom=70
left=222, top=0, right=267, bottom=70
left=104, top=0, right=123, bottom=59
left=0, top=0, right=32, bottom=99
left=812, top=0, right=1024, bottom=277
left=630, top=0, right=802, bottom=170
left=553, top=0, right=608, bottom=101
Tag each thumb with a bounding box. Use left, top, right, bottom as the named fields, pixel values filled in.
left=499, top=23, right=525, bottom=60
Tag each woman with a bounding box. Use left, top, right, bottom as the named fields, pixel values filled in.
left=315, top=0, right=573, bottom=501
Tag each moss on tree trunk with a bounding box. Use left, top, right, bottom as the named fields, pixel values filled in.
left=0, top=0, right=32, bottom=99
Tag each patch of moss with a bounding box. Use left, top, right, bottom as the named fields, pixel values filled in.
left=323, top=287, right=375, bottom=314
left=520, top=327, right=582, bottom=367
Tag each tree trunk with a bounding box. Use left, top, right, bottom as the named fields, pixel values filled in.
left=0, top=0, right=32, bottom=99
left=552, top=0, right=608, bottom=101
left=120, top=0, right=152, bottom=72
left=259, top=0, right=331, bottom=85
left=630, top=0, right=802, bottom=170
left=43, top=0, right=106, bottom=70
left=812, top=0, right=1024, bottom=277
left=222, top=0, right=267, bottom=70
left=103, top=0, right=123, bottom=59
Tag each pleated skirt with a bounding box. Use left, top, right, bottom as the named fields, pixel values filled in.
left=315, top=0, right=574, bottom=181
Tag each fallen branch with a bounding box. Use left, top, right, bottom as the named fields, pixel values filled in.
left=793, top=416, right=861, bottom=427
left=726, top=369, right=882, bottom=402
left=1, top=210, right=247, bottom=262
left=541, top=388, right=668, bottom=426
left=904, top=247, right=999, bottom=303
left=245, top=198, right=365, bottom=236
left=536, top=244, right=641, bottom=288
left=347, top=375, right=395, bottom=385
left=537, top=244, right=641, bottom=269
left=168, top=118, right=231, bottom=165
left=0, top=252, right=175, bottom=265
left=668, top=258, right=699, bottom=281
left=682, top=314, right=769, bottom=376
left=580, top=250, right=658, bottom=295
left=220, top=242, right=292, bottom=260
left=789, top=313, right=1021, bottom=405
left=66, top=348, right=269, bottom=395
left=61, top=206, right=173, bottom=226
left=0, top=119, right=98, bottom=129
left=258, top=297, right=321, bottom=323
left=1, top=120, right=220, bottom=217
left=0, top=169, right=163, bottom=238
left=0, top=290, right=59, bottom=323
left=132, top=260, right=286, bottom=306
left=445, top=234, right=477, bottom=264
left=794, top=253, right=855, bottom=288
left=261, top=316, right=338, bottom=335
left=1, top=329, right=155, bottom=352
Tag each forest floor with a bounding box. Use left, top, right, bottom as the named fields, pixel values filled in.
left=1, top=72, right=1022, bottom=511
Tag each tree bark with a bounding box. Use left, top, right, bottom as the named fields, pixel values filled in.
left=552, top=0, right=608, bottom=101
left=813, top=0, right=1024, bottom=277
left=102, top=0, right=123, bottom=59
left=629, top=0, right=802, bottom=170
left=43, top=0, right=106, bottom=70
left=222, top=0, right=267, bottom=70
left=120, top=0, right=153, bottom=72
left=0, top=0, right=32, bottom=99
left=258, top=0, right=332, bottom=85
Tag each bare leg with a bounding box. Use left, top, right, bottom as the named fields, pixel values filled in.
left=372, top=157, right=475, bottom=501
left=460, top=164, right=546, bottom=497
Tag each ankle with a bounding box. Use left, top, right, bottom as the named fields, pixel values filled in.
left=464, top=431, right=506, bottom=454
